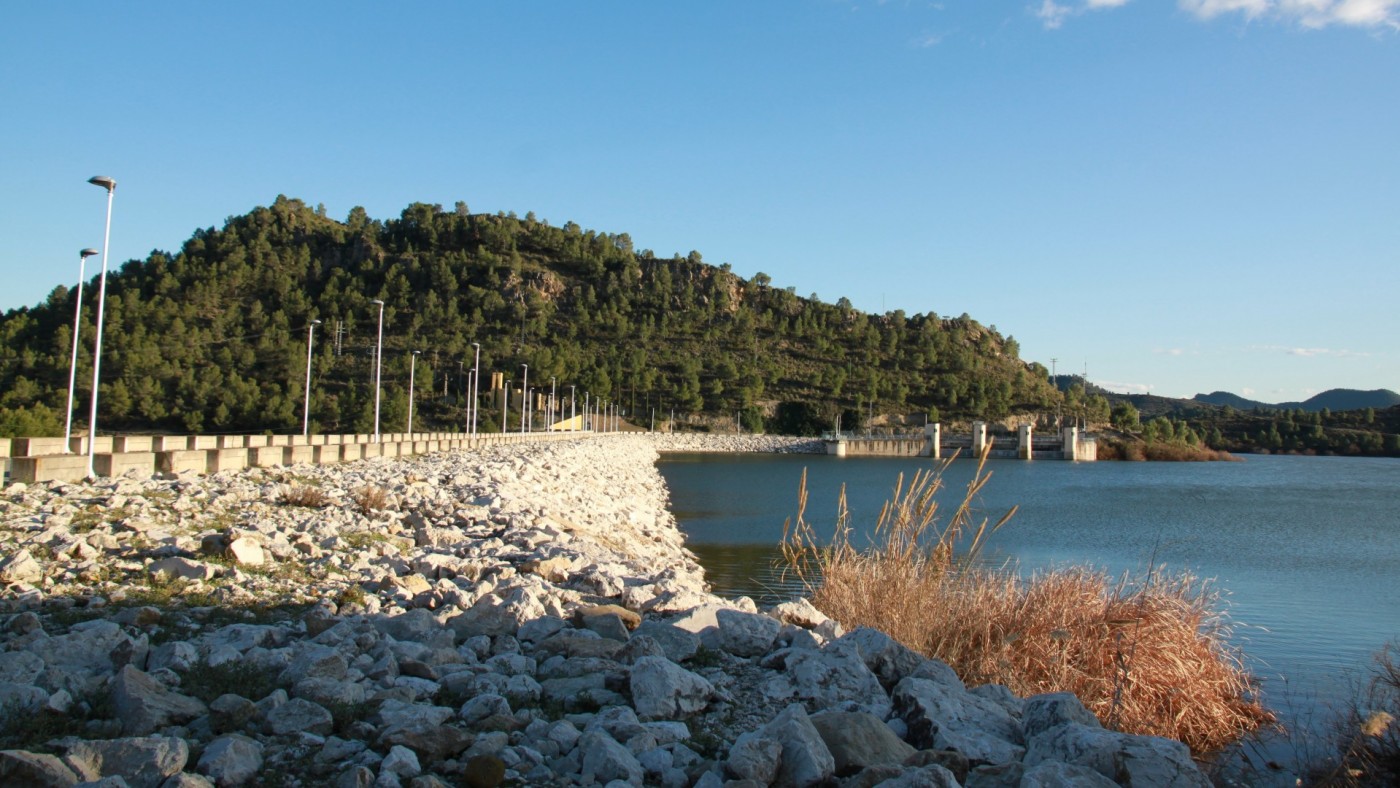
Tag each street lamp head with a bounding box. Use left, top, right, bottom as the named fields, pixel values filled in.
left=87, top=176, right=116, bottom=192
left=371, top=299, right=384, bottom=306
left=311, top=319, right=322, bottom=326
left=80, top=248, right=100, bottom=259
left=412, top=350, right=421, bottom=356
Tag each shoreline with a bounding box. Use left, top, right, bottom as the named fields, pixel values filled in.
left=0, top=437, right=1217, bottom=786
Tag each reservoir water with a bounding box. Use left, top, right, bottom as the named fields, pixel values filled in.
left=657, top=452, right=1400, bottom=763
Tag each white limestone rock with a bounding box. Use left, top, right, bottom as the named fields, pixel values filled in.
left=629, top=655, right=714, bottom=721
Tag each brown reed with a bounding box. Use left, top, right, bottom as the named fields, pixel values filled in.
left=780, top=447, right=1273, bottom=754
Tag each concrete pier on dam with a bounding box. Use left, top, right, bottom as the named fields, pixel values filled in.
left=824, top=422, right=1098, bottom=461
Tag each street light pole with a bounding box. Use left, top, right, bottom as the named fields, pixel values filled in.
left=471, top=342, right=481, bottom=439
left=584, top=392, right=590, bottom=431
left=569, top=385, right=576, bottom=431
left=64, top=248, right=99, bottom=452
left=549, top=377, right=556, bottom=432
left=85, top=176, right=115, bottom=477
left=303, top=319, right=321, bottom=437
left=520, top=364, right=529, bottom=434
left=407, top=350, right=420, bottom=436
left=371, top=299, right=385, bottom=442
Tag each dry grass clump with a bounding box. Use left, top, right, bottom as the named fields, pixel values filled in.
left=277, top=484, right=328, bottom=508
left=781, top=449, right=1272, bottom=754
left=351, top=485, right=392, bottom=515
left=1310, top=642, right=1400, bottom=786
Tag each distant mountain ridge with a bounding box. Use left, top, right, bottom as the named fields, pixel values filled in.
left=1193, top=388, right=1400, bottom=413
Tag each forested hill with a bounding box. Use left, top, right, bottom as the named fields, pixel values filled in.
left=0, top=197, right=1059, bottom=436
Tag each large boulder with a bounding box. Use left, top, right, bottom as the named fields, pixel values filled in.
left=892, top=676, right=1024, bottom=766
left=578, top=729, right=645, bottom=785
left=629, top=656, right=714, bottom=720
left=1021, top=692, right=1101, bottom=740
left=716, top=609, right=782, bottom=658
left=725, top=731, right=783, bottom=784
left=785, top=640, right=890, bottom=718
left=810, top=710, right=916, bottom=776
left=1023, top=722, right=1210, bottom=787
left=196, top=734, right=264, bottom=787
left=65, top=736, right=190, bottom=788
left=0, top=749, right=80, bottom=786
left=759, top=703, right=836, bottom=787
left=839, top=627, right=937, bottom=691
left=110, top=666, right=208, bottom=736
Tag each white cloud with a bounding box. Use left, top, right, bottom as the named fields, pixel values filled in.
left=1179, top=0, right=1400, bottom=28
left=1100, top=380, right=1155, bottom=394
left=1036, top=0, right=1073, bottom=28
left=911, top=30, right=947, bottom=47
left=1247, top=344, right=1370, bottom=358
left=1242, top=387, right=1256, bottom=396
left=1035, top=0, right=1133, bottom=27
left=1155, top=347, right=1186, bottom=356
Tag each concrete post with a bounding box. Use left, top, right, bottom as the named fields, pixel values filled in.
left=924, top=423, right=941, bottom=459
left=972, top=421, right=988, bottom=456
left=1018, top=424, right=1033, bottom=460
left=1062, top=426, right=1079, bottom=461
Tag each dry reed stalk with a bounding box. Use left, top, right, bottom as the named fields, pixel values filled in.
left=351, top=485, right=392, bottom=514
left=277, top=484, right=328, bottom=508
left=781, top=446, right=1273, bottom=754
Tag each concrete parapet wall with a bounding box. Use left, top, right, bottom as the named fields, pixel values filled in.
left=15, top=437, right=72, bottom=457
left=157, top=450, right=206, bottom=474
left=152, top=436, right=188, bottom=452
left=4, top=429, right=588, bottom=480
left=113, top=436, right=153, bottom=453
left=95, top=452, right=155, bottom=478
left=247, top=446, right=282, bottom=467
left=206, top=449, right=249, bottom=473
left=10, top=454, right=88, bottom=483
left=68, top=437, right=113, bottom=454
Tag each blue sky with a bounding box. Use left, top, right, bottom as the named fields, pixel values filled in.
left=2, top=1, right=1396, bottom=401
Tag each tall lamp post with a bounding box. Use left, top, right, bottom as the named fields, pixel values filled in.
left=549, top=377, right=556, bottom=432
left=407, top=350, right=420, bottom=436
left=64, top=248, right=100, bottom=451
left=303, top=319, right=321, bottom=437
left=85, top=176, right=115, bottom=477
left=520, top=364, right=529, bottom=434
left=470, top=342, right=481, bottom=438
left=371, top=299, right=385, bottom=442
left=569, top=385, right=576, bottom=431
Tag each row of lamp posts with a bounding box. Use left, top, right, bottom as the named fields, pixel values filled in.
left=61, top=176, right=613, bottom=476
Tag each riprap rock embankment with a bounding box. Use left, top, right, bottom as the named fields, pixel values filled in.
left=0, top=436, right=1208, bottom=786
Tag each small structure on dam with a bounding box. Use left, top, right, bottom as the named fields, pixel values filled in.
left=823, top=422, right=1097, bottom=461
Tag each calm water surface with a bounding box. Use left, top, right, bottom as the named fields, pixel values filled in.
left=657, top=452, right=1400, bottom=756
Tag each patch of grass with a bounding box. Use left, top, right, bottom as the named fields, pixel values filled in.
left=686, top=646, right=725, bottom=668
left=334, top=583, right=368, bottom=610
left=782, top=448, right=1273, bottom=754
left=180, top=658, right=283, bottom=704
left=69, top=504, right=134, bottom=533
left=0, top=685, right=116, bottom=751
left=277, top=484, right=329, bottom=508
